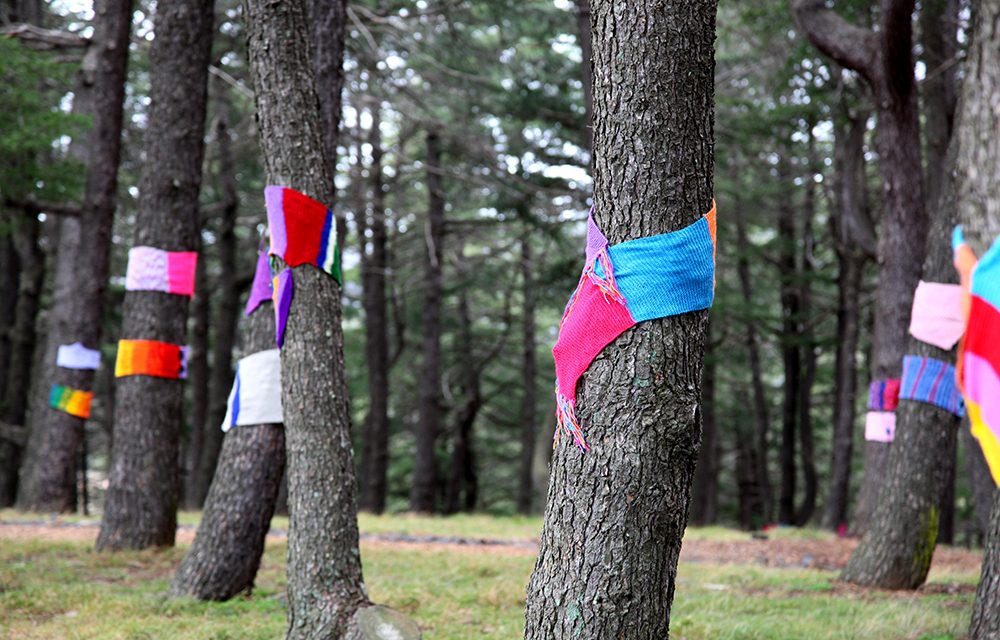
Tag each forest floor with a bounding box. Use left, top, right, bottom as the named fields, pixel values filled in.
left=0, top=511, right=984, bottom=639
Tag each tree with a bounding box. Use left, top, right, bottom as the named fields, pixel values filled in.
left=517, top=233, right=538, bottom=515
left=792, top=0, right=929, bottom=534
left=242, top=0, right=417, bottom=636
left=96, top=0, right=214, bottom=550
left=16, top=0, right=133, bottom=513
left=952, top=1, right=1000, bottom=633
left=410, top=128, right=446, bottom=513
left=523, top=0, right=717, bottom=637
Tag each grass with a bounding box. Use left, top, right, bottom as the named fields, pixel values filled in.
left=0, top=515, right=980, bottom=639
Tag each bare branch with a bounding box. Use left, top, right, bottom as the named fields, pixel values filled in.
left=790, top=0, right=879, bottom=83
left=6, top=195, right=82, bottom=217
left=2, top=23, right=90, bottom=50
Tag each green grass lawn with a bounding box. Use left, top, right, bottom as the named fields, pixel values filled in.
left=0, top=515, right=980, bottom=639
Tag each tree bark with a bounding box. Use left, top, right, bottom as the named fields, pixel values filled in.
left=778, top=161, right=801, bottom=525
left=792, top=0, right=928, bottom=535
left=410, top=129, right=445, bottom=514
left=951, top=0, right=1000, bottom=630
left=517, top=233, right=538, bottom=515
left=795, top=152, right=818, bottom=526
left=690, top=330, right=719, bottom=526
left=523, top=1, right=716, bottom=637
left=574, top=0, right=592, bottom=153
left=170, top=309, right=285, bottom=600
left=97, top=0, right=214, bottom=551
left=823, top=105, right=872, bottom=530
left=17, top=0, right=133, bottom=513
left=359, top=107, right=391, bottom=515
left=242, top=1, right=390, bottom=637
left=445, top=287, right=481, bottom=515
left=963, top=424, right=996, bottom=535
left=195, top=113, right=241, bottom=509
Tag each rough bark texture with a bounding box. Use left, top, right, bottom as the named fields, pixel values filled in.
left=690, top=333, right=719, bottom=526
left=410, top=129, right=445, bottom=514
left=954, top=0, right=1000, bottom=631
left=243, top=1, right=385, bottom=637
left=16, top=0, right=133, bottom=513
left=170, top=308, right=285, bottom=600
left=795, top=159, right=818, bottom=526
left=196, top=114, right=241, bottom=508
left=824, top=106, right=872, bottom=530
left=517, top=234, right=538, bottom=515
left=841, top=163, right=961, bottom=588
left=523, top=1, right=716, bottom=638
left=792, top=0, right=928, bottom=535
left=97, top=0, right=214, bottom=551
left=359, top=108, right=391, bottom=515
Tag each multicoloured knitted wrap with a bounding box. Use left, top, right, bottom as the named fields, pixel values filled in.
left=900, top=356, right=965, bottom=417
left=49, top=384, right=93, bottom=419
left=867, top=379, right=901, bottom=412
left=265, top=186, right=340, bottom=282
left=953, top=226, right=1000, bottom=485
left=114, top=339, right=188, bottom=380
left=552, top=202, right=717, bottom=449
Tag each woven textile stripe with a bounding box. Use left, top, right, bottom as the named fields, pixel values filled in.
left=899, top=356, right=965, bottom=417
left=221, top=348, right=283, bottom=431
left=115, top=339, right=188, bottom=380
left=49, top=384, right=93, bottom=419
left=865, top=411, right=896, bottom=443
left=953, top=226, right=1000, bottom=485
left=124, top=246, right=198, bottom=297
left=552, top=202, right=716, bottom=449
left=908, top=281, right=964, bottom=350
left=867, top=378, right=900, bottom=412
left=265, top=186, right=340, bottom=282
left=272, top=268, right=293, bottom=348
left=245, top=252, right=273, bottom=316
left=56, top=342, right=101, bottom=370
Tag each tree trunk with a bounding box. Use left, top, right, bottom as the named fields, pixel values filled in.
left=183, top=238, right=210, bottom=509
left=574, top=0, right=592, bottom=153
left=196, top=113, right=241, bottom=508
left=410, top=129, right=445, bottom=514
left=523, top=1, right=716, bottom=637
left=792, top=0, right=928, bottom=535
left=778, top=163, right=801, bottom=526
left=97, top=0, right=214, bottom=551
left=517, top=234, right=538, bottom=515
left=823, top=105, right=872, bottom=530
left=690, top=331, right=719, bottom=526
left=445, top=288, right=481, bottom=515
left=359, top=108, right=391, bottom=515
left=795, top=159, right=818, bottom=526
left=16, top=0, right=133, bottom=513
left=170, top=309, right=285, bottom=600
left=735, top=204, right=772, bottom=526
left=963, top=424, right=996, bottom=535
left=242, top=0, right=390, bottom=636
left=951, top=0, right=1000, bottom=630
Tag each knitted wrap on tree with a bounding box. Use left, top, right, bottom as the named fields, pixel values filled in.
left=552, top=202, right=717, bottom=449
left=953, top=226, right=1000, bottom=485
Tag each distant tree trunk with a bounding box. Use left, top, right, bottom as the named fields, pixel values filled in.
left=183, top=240, right=210, bottom=509
left=792, top=0, right=928, bottom=535
left=523, top=1, right=717, bottom=637
left=410, top=129, right=445, bottom=514
left=0, top=205, right=43, bottom=506
left=777, top=163, right=801, bottom=526
left=445, top=288, right=482, bottom=515
left=97, top=0, right=214, bottom=551
left=575, top=0, right=592, bottom=153
left=17, top=0, right=133, bottom=513
left=951, top=0, right=1000, bottom=631
left=690, top=331, right=719, bottom=526
left=359, top=107, right=391, bottom=514
left=170, top=309, right=285, bottom=600
left=795, top=154, right=818, bottom=526
left=735, top=204, right=771, bottom=526
left=517, top=234, right=537, bottom=515
left=0, top=210, right=18, bottom=409
left=195, top=113, right=240, bottom=508
left=823, top=105, right=873, bottom=530
left=963, top=425, right=996, bottom=535
left=242, top=1, right=413, bottom=637
left=938, top=462, right=956, bottom=545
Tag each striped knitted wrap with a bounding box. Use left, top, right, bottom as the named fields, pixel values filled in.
left=49, top=384, right=93, bottom=419
left=552, top=202, right=717, bottom=449
left=867, top=379, right=901, bottom=412
left=899, top=355, right=965, bottom=417
left=953, top=226, right=1000, bottom=486
left=265, top=186, right=340, bottom=282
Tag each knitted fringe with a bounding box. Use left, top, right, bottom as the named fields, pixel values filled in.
left=555, top=388, right=589, bottom=451
left=585, top=248, right=626, bottom=306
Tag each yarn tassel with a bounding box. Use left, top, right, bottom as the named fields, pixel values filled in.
left=555, top=387, right=589, bottom=451
left=585, top=249, right=626, bottom=306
